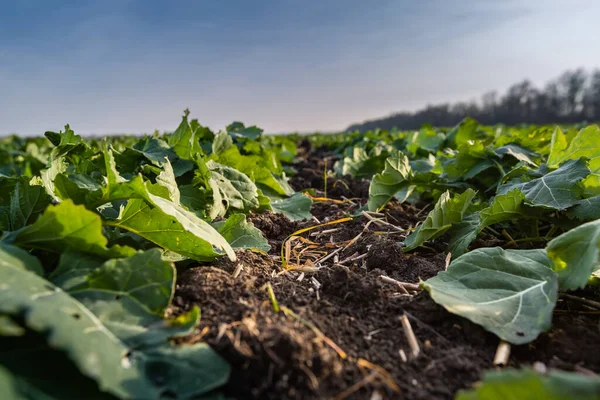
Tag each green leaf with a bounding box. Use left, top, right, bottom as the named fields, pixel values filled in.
left=456, top=368, right=600, bottom=400
left=546, top=127, right=569, bottom=168
left=447, top=212, right=480, bottom=258
left=40, top=156, right=68, bottom=202
left=367, top=152, right=412, bottom=211
left=130, top=137, right=193, bottom=177
left=207, top=161, right=260, bottom=212
left=270, top=192, right=313, bottom=221
left=0, top=256, right=230, bottom=399
left=168, top=112, right=204, bottom=161
left=547, top=125, right=600, bottom=168
left=422, top=247, right=557, bottom=344
left=109, top=197, right=234, bottom=261
left=4, top=200, right=135, bottom=259
left=226, top=121, right=262, bottom=141
left=567, top=195, right=600, bottom=221
left=44, top=125, right=82, bottom=147
left=0, top=242, right=43, bottom=275
left=546, top=219, right=600, bottom=290
left=403, top=189, right=477, bottom=251
left=337, top=145, right=390, bottom=178
left=583, top=157, right=600, bottom=196
left=406, top=126, right=445, bottom=154
left=0, top=260, right=158, bottom=399
left=212, top=131, right=233, bottom=155
left=213, top=214, right=270, bottom=252
left=72, top=290, right=200, bottom=348
left=480, top=189, right=526, bottom=228
left=0, top=181, right=52, bottom=231
left=156, top=158, right=181, bottom=204
left=71, top=249, right=175, bottom=315
left=445, top=117, right=479, bottom=147
left=498, top=159, right=589, bottom=210
left=49, top=251, right=106, bottom=290
left=494, top=144, right=538, bottom=166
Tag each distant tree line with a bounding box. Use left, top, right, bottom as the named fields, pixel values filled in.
left=346, top=68, right=600, bottom=132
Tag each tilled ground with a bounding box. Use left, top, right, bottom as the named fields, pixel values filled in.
left=170, top=144, right=600, bottom=399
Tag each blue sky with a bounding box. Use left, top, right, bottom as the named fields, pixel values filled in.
left=2, top=0, right=600, bottom=135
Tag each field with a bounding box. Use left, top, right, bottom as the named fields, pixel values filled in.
left=1, top=113, right=600, bottom=399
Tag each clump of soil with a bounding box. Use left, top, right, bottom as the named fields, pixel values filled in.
left=171, top=151, right=600, bottom=399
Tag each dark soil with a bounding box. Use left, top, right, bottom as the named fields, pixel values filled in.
left=170, top=147, right=600, bottom=400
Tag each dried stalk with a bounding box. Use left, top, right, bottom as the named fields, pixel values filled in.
left=493, top=341, right=511, bottom=367
left=400, top=314, right=420, bottom=358
left=379, top=275, right=420, bottom=291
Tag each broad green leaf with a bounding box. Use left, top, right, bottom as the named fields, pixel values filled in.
left=44, top=125, right=82, bottom=147
left=447, top=212, right=480, bottom=258
left=445, top=117, right=479, bottom=147
left=403, top=189, right=476, bottom=251
left=0, top=260, right=160, bottom=399
left=226, top=121, right=262, bottom=141
left=498, top=159, right=589, bottom=210
left=49, top=251, right=106, bottom=290
left=456, top=368, right=600, bottom=400
left=337, top=145, right=390, bottom=178
left=546, top=127, right=569, bottom=168
left=72, top=290, right=200, bottom=348
left=422, top=248, right=557, bottom=344
left=213, top=214, right=270, bottom=252
left=0, top=257, right=229, bottom=399
left=206, top=177, right=227, bottom=220
left=547, top=125, right=600, bottom=168
left=72, top=249, right=175, bottom=315
left=40, top=156, right=68, bottom=201
left=480, top=189, right=526, bottom=228
left=494, top=144, right=538, bottom=166
left=0, top=181, right=52, bottom=231
left=583, top=157, right=600, bottom=196
left=212, top=131, right=233, bottom=155
left=4, top=200, right=135, bottom=259
left=147, top=192, right=235, bottom=260
left=0, top=242, right=43, bottom=275
left=270, top=192, right=313, bottom=221
left=207, top=161, right=259, bottom=212
left=567, top=195, right=600, bottom=221
left=109, top=197, right=234, bottom=261
left=406, top=127, right=445, bottom=154
left=168, top=111, right=204, bottom=161
left=367, top=152, right=412, bottom=211
left=130, top=137, right=194, bottom=177
left=179, top=184, right=209, bottom=218
left=546, top=219, right=600, bottom=290
left=215, top=145, right=293, bottom=196
left=156, top=158, right=181, bottom=204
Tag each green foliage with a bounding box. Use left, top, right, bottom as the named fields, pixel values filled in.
left=546, top=219, right=600, bottom=290
left=498, top=159, right=589, bottom=210
left=0, top=110, right=311, bottom=399
left=213, top=214, right=271, bottom=252
left=2, top=112, right=599, bottom=398
left=403, top=189, right=476, bottom=250
left=456, top=368, right=600, bottom=400
left=422, top=248, right=557, bottom=344
left=367, top=151, right=412, bottom=211
left=270, top=192, right=313, bottom=221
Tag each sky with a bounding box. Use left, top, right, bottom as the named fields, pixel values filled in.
left=2, top=0, right=600, bottom=135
